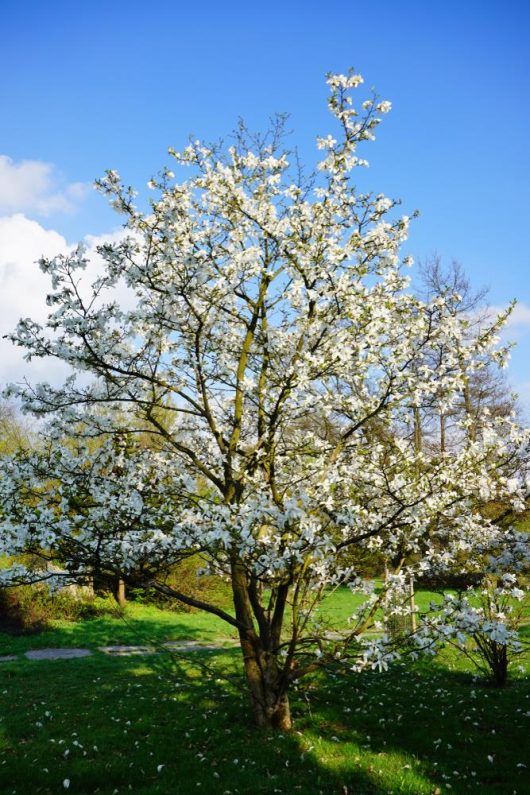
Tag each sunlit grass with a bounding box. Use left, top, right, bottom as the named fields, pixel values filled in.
left=0, top=649, right=529, bottom=793
left=0, top=590, right=528, bottom=793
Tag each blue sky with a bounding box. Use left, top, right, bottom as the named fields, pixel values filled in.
left=1, top=0, right=529, bottom=404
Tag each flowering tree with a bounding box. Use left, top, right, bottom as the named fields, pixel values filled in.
left=1, top=71, right=528, bottom=730
left=416, top=539, right=530, bottom=686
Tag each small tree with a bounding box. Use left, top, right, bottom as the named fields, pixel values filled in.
left=417, top=562, right=529, bottom=687
left=1, top=71, right=528, bottom=729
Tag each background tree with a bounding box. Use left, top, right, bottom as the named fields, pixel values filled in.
left=1, top=72, right=528, bottom=730
left=414, top=255, right=520, bottom=454
left=0, top=401, right=31, bottom=454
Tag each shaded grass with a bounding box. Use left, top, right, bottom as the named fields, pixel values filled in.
left=0, top=589, right=529, bottom=793
left=0, top=649, right=529, bottom=793
left=0, top=600, right=238, bottom=656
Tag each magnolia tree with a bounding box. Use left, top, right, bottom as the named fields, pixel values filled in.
left=1, top=72, right=528, bottom=729
left=416, top=534, right=530, bottom=686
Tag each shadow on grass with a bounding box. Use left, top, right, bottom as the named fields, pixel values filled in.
left=0, top=602, right=237, bottom=656
left=0, top=647, right=529, bottom=794
left=297, top=659, right=530, bottom=794
left=0, top=650, right=385, bottom=794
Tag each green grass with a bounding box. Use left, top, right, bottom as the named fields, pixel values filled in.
left=0, top=600, right=238, bottom=657
left=0, top=591, right=529, bottom=794
left=0, top=585, right=450, bottom=658
left=0, top=584, right=512, bottom=657
left=317, top=583, right=450, bottom=627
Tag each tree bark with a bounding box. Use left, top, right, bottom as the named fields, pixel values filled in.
left=230, top=557, right=292, bottom=730
left=413, top=406, right=422, bottom=454
left=114, top=577, right=126, bottom=608
left=439, top=411, right=446, bottom=454
left=409, top=575, right=417, bottom=633
left=240, top=635, right=292, bottom=730
left=492, top=656, right=508, bottom=687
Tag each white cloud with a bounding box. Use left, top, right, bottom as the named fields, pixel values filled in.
left=506, top=302, right=530, bottom=329
left=0, top=214, right=131, bottom=388
left=0, top=155, right=89, bottom=216
left=0, top=214, right=71, bottom=386
left=489, top=302, right=530, bottom=330
left=510, top=381, right=530, bottom=422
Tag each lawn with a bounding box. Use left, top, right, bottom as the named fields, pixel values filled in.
left=0, top=584, right=447, bottom=656
left=0, top=592, right=529, bottom=794
left=0, top=599, right=238, bottom=656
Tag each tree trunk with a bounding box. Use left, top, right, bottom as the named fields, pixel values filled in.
left=491, top=645, right=508, bottom=688
left=240, top=636, right=292, bottom=730
left=230, top=556, right=292, bottom=730
left=413, top=406, right=422, bottom=454
left=439, top=411, right=446, bottom=454
left=409, top=575, right=417, bottom=633
left=114, top=577, right=126, bottom=608
left=463, top=378, right=476, bottom=443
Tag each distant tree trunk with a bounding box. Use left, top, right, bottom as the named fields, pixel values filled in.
left=413, top=406, right=422, bottom=454
left=463, top=378, right=476, bottom=443
left=383, top=563, right=390, bottom=635
left=114, top=577, right=126, bottom=607
left=409, top=575, right=417, bottom=633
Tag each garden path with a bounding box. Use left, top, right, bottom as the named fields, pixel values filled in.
left=0, top=639, right=238, bottom=662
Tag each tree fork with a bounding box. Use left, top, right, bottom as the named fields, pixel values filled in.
left=231, top=557, right=292, bottom=730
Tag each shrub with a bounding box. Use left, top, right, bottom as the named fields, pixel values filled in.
left=416, top=572, right=483, bottom=590
left=416, top=574, right=528, bottom=687
left=0, top=584, right=108, bottom=634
